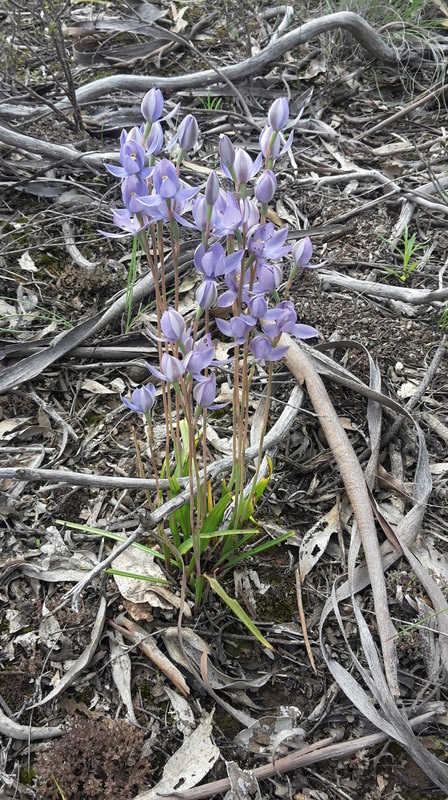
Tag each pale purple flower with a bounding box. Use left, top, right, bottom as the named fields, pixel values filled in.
left=194, top=241, right=242, bottom=279
left=250, top=334, right=289, bottom=364
left=292, top=237, right=314, bottom=267
left=168, top=114, right=199, bottom=155
left=153, top=158, right=181, bottom=199
left=218, top=267, right=251, bottom=308
left=211, top=191, right=243, bottom=236
left=192, top=195, right=208, bottom=231
left=103, top=208, right=151, bottom=238
left=254, top=261, right=283, bottom=293
left=184, top=334, right=215, bottom=376
left=105, top=137, right=151, bottom=180
left=255, top=170, right=277, bottom=204
left=248, top=223, right=290, bottom=261
left=268, top=97, right=289, bottom=132
left=247, top=295, right=268, bottom=318
left=240, top=198, right=260, bottom=231
left=121, top=175, right=150, bottom=213
left=193, top=374, right=217, bottom=409
left=259, top=126, right=293, bottom=161
left=133, top=160, right=197, bottom=221
left=178, top=114, right=199, bottom=150
left=147, top=353, right=185, bottom=383
left=215, top=314, right=256, bottom=344
left=196, top=279, right=218, bottom=310
left=145, top=121, right=164, bottom=157
left=261, top=301, right=318, bottom=340
left=122, top=383, right=156, bottom=413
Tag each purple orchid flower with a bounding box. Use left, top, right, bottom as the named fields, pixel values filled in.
left=219, top=134, right=235, bottom=175
left=254, top=260, right=283, bottom=293
left=192, top=195, right=208, bottom=232
left=215, top=314, right=256, bottom=344
left=168, top=114, right=199, bottom=156
left=261, top=301, right=318, bottom=340
left=121, top=175, right=151, bottom=213
left=218, top=266, right=251, bottom=308
left=145, top=121, right=164, bottom=157
left=147, top=353, right=185, bottom=383
left=194, top=241, right=243, bottom=279
left=134, top=159, right=197, bottom=211
left=210, top=191, right=243, bottom=236
left=161, top=307, right=186, bottom=342
left=193, top=374, right=228, bottom=410
left=122, top=383, right=156, bottom=414
left=247, top=295, right=269, bottom=318
left=141, top=88, right=180, bottom=125
left=259, top=126, right=293, bottom=162
left=141, top=88, right=164, bottom=123
left=232, top=148, right=263, bottom=186
left=248, top=223, right=290, bottom=262
left=105, top=137, right=152, bottom=180
left=250, top=334, right=289, bottom=365
left=184, top=334, right=216, bottom=377
left=101, top=208, right=151, bottom=238
left=205, top=170, right=219, bottom=207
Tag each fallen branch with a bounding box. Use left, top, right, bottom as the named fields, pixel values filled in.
left=318, top=269, right=448, bottom=306
left=0, top=13, right=424, bottom=123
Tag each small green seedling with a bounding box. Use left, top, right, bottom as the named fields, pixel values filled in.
left=382, top=225, right=427, bottom=283
left=198, top=92, right=223, bottom=111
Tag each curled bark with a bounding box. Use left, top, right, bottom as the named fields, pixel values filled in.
left=281, top=334, right=399, bottom=695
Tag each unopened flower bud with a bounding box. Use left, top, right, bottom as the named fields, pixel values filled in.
left=255, top=170, right=277, bottom=204
left=141, top=87, right=164, bottom=123
left=161, top=307, right=185, bottom=341
left=219, top=134, right=235, bottom=171
left=292, top=237, right=313, bottom=267
left=178, top=114, right=199, bottom=152
left=268, top=97, right=289, bottom=132
left=205, top=171, right=219, bottom=206
left=196, top=279, right=218, bottom=310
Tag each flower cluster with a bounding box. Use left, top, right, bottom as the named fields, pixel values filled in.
left=105, top=88, right=318, bottom=415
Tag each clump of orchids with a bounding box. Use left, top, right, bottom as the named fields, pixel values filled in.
left=104, top=89, right=318, bottom=637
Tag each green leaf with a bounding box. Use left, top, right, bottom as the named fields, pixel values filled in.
left=56, top=520, right=163, bottom=560
left=200, top=528, right=258, bottom=540
left=223, top=531, right=295, bottom=571
left=200, top=493, right=232, bottom=534
left=105, top=568, right=170, bottom=585
left=205, top=575, right=273, bottom=650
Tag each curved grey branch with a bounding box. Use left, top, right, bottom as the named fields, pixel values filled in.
left=0, top=13, right=421, bottom=122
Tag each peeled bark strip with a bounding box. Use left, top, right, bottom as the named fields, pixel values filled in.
left=281, top=334, right=399, bottom=696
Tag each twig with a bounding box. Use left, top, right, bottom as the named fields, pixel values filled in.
left=170, top=708, right=444, bottom=800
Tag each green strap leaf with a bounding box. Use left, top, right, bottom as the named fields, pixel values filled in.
left=205, top=575, right=273, bottom=651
